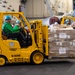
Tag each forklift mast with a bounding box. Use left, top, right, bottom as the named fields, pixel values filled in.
left=30, top=20, right=44, bottom=53
left=30, top=20, right=49, bottom=56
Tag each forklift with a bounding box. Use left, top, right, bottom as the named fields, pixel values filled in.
left=61, top=16, right=75, bottom=24
left=0, top=12, right=49, bottom=66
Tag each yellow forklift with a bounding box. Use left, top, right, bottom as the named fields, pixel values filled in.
left=61, top=16, right=75, bottom=24
left=0, top=12, right=48, bottom=66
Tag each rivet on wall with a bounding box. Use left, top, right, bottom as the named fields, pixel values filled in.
left=2, top=5, right=6, bottom=7
left=7, top=7, right=10, bottom=9
left=3, top=0, right=7, bottom=3
left=11, top=9, right=15, bottom=12
left=9, top=5, right=12, bottom=7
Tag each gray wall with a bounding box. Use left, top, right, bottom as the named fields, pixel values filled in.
left=25, top=0, right=73, bottom=18
left=25, top=0, right=50, bottom=18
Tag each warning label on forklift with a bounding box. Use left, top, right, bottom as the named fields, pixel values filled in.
left=59, top=47, right=66, bottom=54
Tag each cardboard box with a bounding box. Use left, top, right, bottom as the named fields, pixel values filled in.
left=49, top=47, right=75, bottom=57
left=49, top=40, right=75, bottom=47
left=48, top=29, right=75, bottom=42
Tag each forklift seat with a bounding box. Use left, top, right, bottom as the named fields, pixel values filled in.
left=2, top=35, right=7, bottom=40
left=2, top=30, right=8, bottom=40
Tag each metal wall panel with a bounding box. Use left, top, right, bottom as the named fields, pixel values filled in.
left=25, top=0, right=33, bottom=17
left=33, top=0, right=43, bottom=17
left=25, top=0, right=53, bottom=18
left=25, top=0, right=45, bottom=18
left=25, top=0, right=73, bottom=18
left=68, top=0, right=73, bottom=12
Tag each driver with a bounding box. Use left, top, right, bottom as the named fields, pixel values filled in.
left=13, top=20, right=21, bottom=32
left=15, top=20, right=30, bottom=36
left=2, top=15, right=27, bottom=48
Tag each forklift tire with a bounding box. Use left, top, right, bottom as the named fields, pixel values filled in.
left=30, top=51, right=44, bottom=65
left=0, top=57, right=6, bottom=66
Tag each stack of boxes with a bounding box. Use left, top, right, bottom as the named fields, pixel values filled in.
left=48, top=25, right=75, bottom=57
